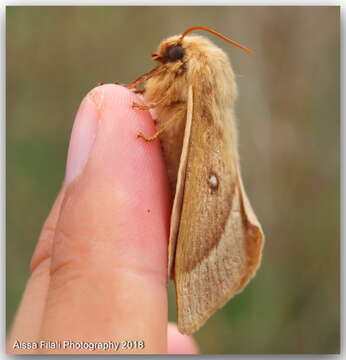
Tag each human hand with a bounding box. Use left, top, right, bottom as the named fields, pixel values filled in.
left=7, top=84, right=198, bottom=354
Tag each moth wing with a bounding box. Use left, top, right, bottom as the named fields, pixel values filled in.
left=168, top=86, right=194, bottom=278
left=174, top=86, right=264, bottom=335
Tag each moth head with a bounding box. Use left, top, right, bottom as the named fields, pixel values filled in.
left=151, top=36, right=185, bottom=64
left=150, top=26, right=252, bottom=82
left=126, top=26, right=251, bottom=91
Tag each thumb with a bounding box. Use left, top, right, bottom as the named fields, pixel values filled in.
left=39, top=84, right=170, bottom=353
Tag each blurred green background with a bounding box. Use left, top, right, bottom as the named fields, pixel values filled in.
left=7, top=6, right=339, bottom=354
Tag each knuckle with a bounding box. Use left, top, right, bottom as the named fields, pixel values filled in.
left=49, top=228, right=86, bottom=290
left=30, top=224, right=56, bottom=273
left=30, top=257, right=51, bottom=282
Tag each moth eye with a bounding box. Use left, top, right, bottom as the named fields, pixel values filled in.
left=167, top=45, right=185, bottom=62
left=208, top=174, right=219, bottom=190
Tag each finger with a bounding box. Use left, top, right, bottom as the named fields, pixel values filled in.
left=39, top=84, right=170, bottom=354
left=167, top=323, right=199, bottom=354
left=7, top=189, right=66, bottom=354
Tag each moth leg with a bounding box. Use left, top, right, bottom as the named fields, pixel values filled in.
left=137, top=109, right=183, bottom=142
left=134, top=88, right=145, bottom=94
left=137, top=127, right=166, bottom=142
left=132, top=94, right=168, bottom=111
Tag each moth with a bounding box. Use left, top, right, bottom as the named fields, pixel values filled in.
left=126, top=26, right=265, bottom=335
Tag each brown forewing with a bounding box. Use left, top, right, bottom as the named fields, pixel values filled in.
left=173, top=86, right=264, bottom=335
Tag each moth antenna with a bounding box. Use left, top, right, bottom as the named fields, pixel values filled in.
left=180, top=26, right=253, bottom=55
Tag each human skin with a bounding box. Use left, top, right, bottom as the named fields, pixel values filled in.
left=7, top=84, right=198, bottom=354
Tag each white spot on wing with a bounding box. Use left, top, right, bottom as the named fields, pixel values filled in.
left=209, top=174, right=218, bottom=189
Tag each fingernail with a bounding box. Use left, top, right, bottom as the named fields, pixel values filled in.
left=64, top=87, right=103, bottom=184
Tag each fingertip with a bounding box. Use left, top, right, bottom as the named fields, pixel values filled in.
left=86, top=83, right=148, bottom=130
left=86, top=83, right=166, bottom=186
left=167, top=323, right=199, bottom=354
left=65, top=83, right=144, bottom=186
